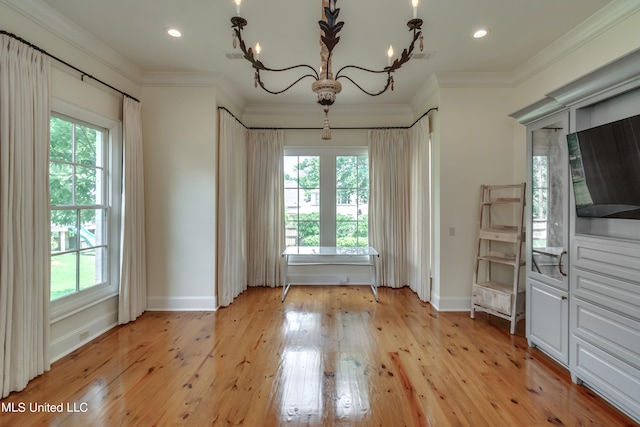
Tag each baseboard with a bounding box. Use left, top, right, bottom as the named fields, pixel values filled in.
left=430, top=294, right=471, bottom=312
left=146, top=296, right=217, bottom=311
left=50, top=310, right=118, bottom=363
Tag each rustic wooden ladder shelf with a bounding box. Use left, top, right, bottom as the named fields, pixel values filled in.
left=470, top=183, right=526, bottom=334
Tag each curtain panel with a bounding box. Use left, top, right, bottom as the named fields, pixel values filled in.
left=0, top=34, right=51, bottom=398
left=217, top=109, right=248, bottom=307
left=246, top=129, right=285, bottom=288
left=369, top=129, right=411, bottom=288
left=408, top=116, right=431, bottom=301
left=368, top=117, right=431, bottom=300
left=119, top=97, right=147, bottom=324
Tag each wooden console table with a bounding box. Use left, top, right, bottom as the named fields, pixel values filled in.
left=281, top=246, right=379, bottom=302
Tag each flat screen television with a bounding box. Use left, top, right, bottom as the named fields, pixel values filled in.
left=567, top=113, right=640, bottom=219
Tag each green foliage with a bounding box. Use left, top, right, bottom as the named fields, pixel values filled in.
left=50, top=116, right=102, bottom=227
left=284, top=156, right=320, bottom=201
left=336, top=155, right=368, bottom=204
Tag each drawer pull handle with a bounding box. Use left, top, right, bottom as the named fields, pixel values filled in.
left=558, top=250, right=567, bottom=277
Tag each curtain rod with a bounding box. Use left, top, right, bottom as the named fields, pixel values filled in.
left=1, top=30, right=140, bottom=103
left=218, top=106, right=438, bottom=131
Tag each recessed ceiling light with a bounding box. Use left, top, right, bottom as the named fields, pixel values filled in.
left=473, top=28, right=489, bottom=39
left=166, top=28, right=182, bottom=38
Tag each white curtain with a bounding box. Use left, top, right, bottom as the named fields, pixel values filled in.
left=0, top=34, right=51, bottom=398
left=246, top=129, right=285, bottom=287
left=368, top=117, right=431, bottom=300
left=119, top=97, right=147, bottom=324
left=369, top=129, right=411, bottom=288
left=408, top=117, right=431, bottom=301
left=217, top=109, right=247, bottom=307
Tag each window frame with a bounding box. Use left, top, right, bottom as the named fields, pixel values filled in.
left=284, top=146, right=368, bottom=247
left=49, top=99, right=122, bottom=322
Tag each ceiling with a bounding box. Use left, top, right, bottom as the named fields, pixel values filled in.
left=30, top=0, right=620, bottom=109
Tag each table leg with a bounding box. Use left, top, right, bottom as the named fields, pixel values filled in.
left=370, top=254, right=379, bottom=302
left=281, top=254, right=290, bottom=302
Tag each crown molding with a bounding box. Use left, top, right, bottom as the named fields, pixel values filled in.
left=142, top=71, right=221, bottom=87
left=435, top=72, right=514, bottom=88
left=142, top=72, right=247, bottom=111
left=432, top=1, right=640, bottom=89
left=510, top=0, right=640, bottom=85
left=1, top=0, right=144, bottom=84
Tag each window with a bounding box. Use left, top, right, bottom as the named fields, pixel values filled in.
left=284, top=148, right=369, bottom=247
left=284, top=155, right=320, bottom=246
left=49, top=107, right=121, bottom=315
left=336, top=155, right=368, bottom=247
left=532, top=154, right=548, bottom=248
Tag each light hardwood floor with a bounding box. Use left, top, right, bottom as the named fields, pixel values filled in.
left=1, top=286, right=637, bottom=426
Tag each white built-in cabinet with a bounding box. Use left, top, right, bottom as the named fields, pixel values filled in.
left=511, top=48, right=640, bottom=424
left=525, top=112, right=570, bottom=366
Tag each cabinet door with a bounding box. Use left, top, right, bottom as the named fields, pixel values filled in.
left=526, top=112, right=570, bottom=363
left=528, top=114, right=570, bottom=290
left=527, top=279, right=569, bottom=365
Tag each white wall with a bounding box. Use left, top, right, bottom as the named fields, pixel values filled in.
left=141, top=85, right=218, bottom=310
left=433, top=87, right=515, bottom=310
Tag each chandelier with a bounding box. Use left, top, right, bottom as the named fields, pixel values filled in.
left=231, top=0, right=423, bottom=139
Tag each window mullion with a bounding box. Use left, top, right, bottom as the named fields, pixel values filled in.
left=320, top=152, right=336, bottom=246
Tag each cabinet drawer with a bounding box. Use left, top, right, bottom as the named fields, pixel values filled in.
left=573, top=337, right=640, bottom=423
left=572, top=298, right=640, bottom=370
left=573, top=269, right=640, bottom=320
left=573, top=237, right=640, bottom=284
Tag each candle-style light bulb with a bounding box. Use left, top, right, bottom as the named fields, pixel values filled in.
left=235, top=0, right=241, bottom=15
left=412, top=0, right=418, bottom=19
left=387, top=45, right=394, bottom=66
left=255, top=42, right=261, bottom=60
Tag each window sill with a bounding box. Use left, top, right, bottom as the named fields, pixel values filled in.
left=50, top=285, right=119, bottom=324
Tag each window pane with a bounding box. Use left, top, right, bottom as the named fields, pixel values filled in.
left=51, top=253, right=77, bottom=300
left=50, top=117, right=73, bottom=162
left=75, top=124, right=102, bottom=167
left=75, top=165, right=98, bottom=205
left=336, top=155, right=369, bottom=247
left=51, top=210, right=79, bottom=251
left=357, top=223, right=368, bottom=247
left=298, top=208, right=320, bottom=246
left=79, top=247, right=106, bottom=290
left=79, top=209, right=107, bottom=248
left=284, top=155, right=321, bottom=247
left=357, top=155, right=369, bottom=185
left=49, top=115, right=110, bottom=301
left=357, top=189, right=368, bottom=219
left=50, top=162, right=73, bottom=206
left=336, top=156, right=357, bottom=188
left=297, top=156, right=320, bottom=189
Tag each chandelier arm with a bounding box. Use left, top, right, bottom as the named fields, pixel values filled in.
left=232, top=23, right=320, bottom=79
left=334, top=27, right=422, bottom=81
left=335, top=64, right=389, bottom=77
left=255, top=72, right=320, bottom=95
left=336, top=74, right=393, bottom=97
